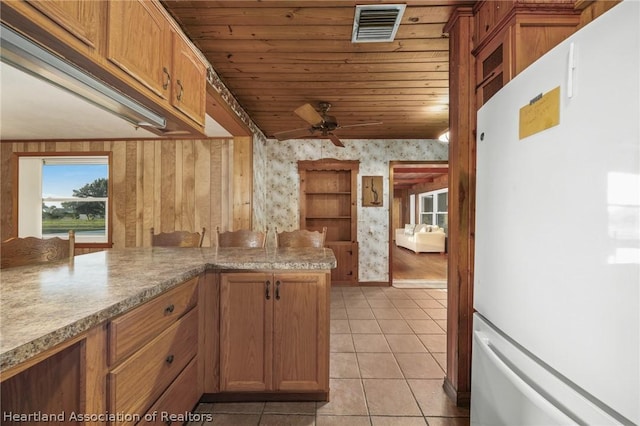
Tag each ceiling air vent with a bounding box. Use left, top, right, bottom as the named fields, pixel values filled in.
left=351, top=4, right=406, bottom=43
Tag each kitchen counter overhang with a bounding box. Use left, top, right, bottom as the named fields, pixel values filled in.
left=0, top=247, right=336, bottom=373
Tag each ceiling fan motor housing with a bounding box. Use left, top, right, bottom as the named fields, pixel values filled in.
left=316, top=102, right=338, bottom=130
left=317, top=114, right=338, bottom=131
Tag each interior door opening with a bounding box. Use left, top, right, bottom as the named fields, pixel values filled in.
left=389, top=161, right=449, bottom=288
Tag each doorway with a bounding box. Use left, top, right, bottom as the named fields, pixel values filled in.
left=389, top=161, right=449, bottom=288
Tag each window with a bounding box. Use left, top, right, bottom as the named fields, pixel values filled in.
left=419, top=188, right=448, bottom=233
left=18, top=154, right=111, bottom=245
left=420, top=194, right=434, bottom=225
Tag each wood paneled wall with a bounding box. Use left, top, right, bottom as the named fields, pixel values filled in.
left=0, top=139, right=232, bottom=250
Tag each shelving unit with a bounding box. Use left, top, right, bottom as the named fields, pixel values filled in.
left=298, top=159, right=359, bottom=286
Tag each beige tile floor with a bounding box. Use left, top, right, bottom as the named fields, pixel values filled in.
left=188, top=286, right=470, bottom=426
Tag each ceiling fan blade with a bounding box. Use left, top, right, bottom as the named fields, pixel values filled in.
left=329, top=134, right=344, bottom=147
left=338, top=121, right=383, bottom=129
left=272, top=127, right=314, bottom=141
left=294, top=103, right=323, bottom=126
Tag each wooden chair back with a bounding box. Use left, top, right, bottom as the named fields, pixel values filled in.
left=150, top=227, right=205, bottom=247
left=1, top=230, right=75, bottom=269
left=276, top=227, right=327, bottom=248
left=216, top=227, right=266, bottom=248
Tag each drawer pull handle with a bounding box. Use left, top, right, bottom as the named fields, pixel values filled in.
left=275, top=280, right=281, bottom=300
left=476, top=71, right=496, bottom=90
left=266, top=280, right=271, bottom=300
left=165, top=304, right=175, bottom=314
left=166, top=354, right=175, bottom=364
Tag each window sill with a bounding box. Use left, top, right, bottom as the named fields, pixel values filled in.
left=75, top=242, right=113, bottom=249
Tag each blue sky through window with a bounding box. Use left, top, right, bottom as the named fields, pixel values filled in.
left=43, top=164, right=108, bottom=198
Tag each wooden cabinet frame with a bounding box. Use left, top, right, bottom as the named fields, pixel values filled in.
left=0, top=0, right=208, bottom=136
left=218, top=271, right=329, bottom=399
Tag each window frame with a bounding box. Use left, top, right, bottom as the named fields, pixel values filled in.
left=418, top=188, right=448, bottom=233
left=14, top=151, right=113, bottom=249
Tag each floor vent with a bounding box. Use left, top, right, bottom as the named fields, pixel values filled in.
left=351, top=4, right=406, bottom=43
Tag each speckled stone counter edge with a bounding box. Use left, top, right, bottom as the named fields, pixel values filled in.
left=0, top=247, right=336, bottom=373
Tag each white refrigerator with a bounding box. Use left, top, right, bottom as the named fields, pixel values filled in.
left=472, top=2, right=639, bottom=425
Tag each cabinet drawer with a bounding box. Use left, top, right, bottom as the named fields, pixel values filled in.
left=108, top=277, right=198, bottom=365
left=108, top=308, right=198, bottom=421
left=138, top=357, right=200, bottom=425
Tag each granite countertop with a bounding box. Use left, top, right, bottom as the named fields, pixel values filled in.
left=0, top=247, right=336, bottom=373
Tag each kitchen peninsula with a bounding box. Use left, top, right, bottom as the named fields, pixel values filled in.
left=0, top=247, right=336, bottom=423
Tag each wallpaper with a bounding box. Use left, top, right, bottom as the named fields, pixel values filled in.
left=262, top=138, right=448, bottom=283
left=252, top=134, right=268, bottom=232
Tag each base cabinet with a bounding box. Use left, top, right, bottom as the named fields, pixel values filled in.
left=0, top=268, right=332, bottom=421
left=326, top=242, right=358, bottom=285
left=0, top=340, right=84, bottom=426
left=138, top=357, right=200, bottom=425
left=107, top=277, right=200, bottom=424
left=219, top=272, right=329, bottom=396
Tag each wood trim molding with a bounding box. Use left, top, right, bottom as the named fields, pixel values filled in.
left=206, top=70, right=265, bottom=141
left=443, top=6, right=475, bottom=408
left=10, top=151, right=113, bottom=247
left=206, top=87, right=252, bottom=137
left=443, top=378, right=471, bottom=406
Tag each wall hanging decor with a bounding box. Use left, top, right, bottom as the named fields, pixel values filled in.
left=362, top=176, right=383, bottom=207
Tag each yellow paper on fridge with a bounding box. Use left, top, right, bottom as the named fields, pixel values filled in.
left=519, top=86, right=560, bottom=140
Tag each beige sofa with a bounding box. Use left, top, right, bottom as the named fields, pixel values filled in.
left=395, top=224, right=446, bottom=253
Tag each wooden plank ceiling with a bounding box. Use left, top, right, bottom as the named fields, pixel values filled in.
left=162, top=0, right=475, bottom=141
left=393, top=164, right=448, bottom=189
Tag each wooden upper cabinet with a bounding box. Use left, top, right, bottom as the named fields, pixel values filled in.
left=475, top=26, right=512, bottom=107
left=473, top=1, right=580, bottom=108
left=171, top=32, right=207, bottom=126
left=475, top=1, right=513, bottom=46
left=2, top=0, right=207, bottom=134
left=25, top=0, right=102, bottom=49
left=106, top=0, right=170, bottom=99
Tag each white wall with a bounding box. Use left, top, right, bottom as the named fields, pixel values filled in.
left=18, top=157, right=42, bottom=237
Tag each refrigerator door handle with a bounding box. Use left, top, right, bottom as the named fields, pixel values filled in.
left=473, top=330, right=577, bottom=424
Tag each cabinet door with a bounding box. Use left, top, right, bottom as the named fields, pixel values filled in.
left=1, top=342, right=83, bottom=425
left=106, top=0, right=170, bottom=98
left=272, top=273, right=329, bottom=392
left=172, top=32, right=207, bottom=126
left=26, top=0, right=102, bottom=49
left=475, top=27, right=512, bottom=109
left=219, top=273, right=273, bottom=392
left=475, top=1, right=495, bottom=45
left=326, top=242, right=358, bottom=286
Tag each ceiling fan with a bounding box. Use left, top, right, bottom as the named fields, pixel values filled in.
left=272, top=102, right=382, bottom=147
